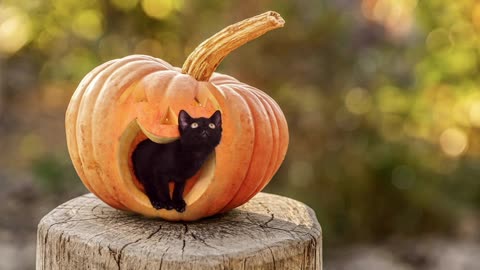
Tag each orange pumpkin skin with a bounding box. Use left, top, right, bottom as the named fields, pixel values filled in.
left=65, top=12, right=288, bottom=221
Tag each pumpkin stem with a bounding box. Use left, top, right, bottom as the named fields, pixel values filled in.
left=181, top=11, right=285, bottom=81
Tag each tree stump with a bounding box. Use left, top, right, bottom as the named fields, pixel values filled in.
left=36, top=193, right=322, bottom=269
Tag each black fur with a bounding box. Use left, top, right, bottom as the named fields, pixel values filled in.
left=132, top=110, right=222, bottom=212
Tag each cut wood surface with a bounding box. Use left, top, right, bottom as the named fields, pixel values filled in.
left=36, top=192, right=321, bottom=269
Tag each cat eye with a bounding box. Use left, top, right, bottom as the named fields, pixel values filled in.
left=191, top=122, right=199, bottom=128
left=209, top=123, right=216, bottom=129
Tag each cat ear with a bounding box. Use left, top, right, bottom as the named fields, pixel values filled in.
left=210, top=110, right=222, bottom=127
left=178, top=110, right=192, bottom=130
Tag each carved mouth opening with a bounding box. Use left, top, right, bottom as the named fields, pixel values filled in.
left=118, top=119, right=216, bottom=210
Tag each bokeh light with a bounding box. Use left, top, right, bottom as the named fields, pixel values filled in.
left=362, top=0, right=417, bottom=39
left=439, top=128, right=468, bottom=157
left=472, top=2, right=480, bottom=30
left=345, top=88, right=372, bottom=115
left=71, top=9, right=104, bottom=40
left=469, top=100, right=480, bottom=127
left=141, top=0, right=177, bottom=20
left=425, top=28, right=451, bottom=52
left=0, top=5, right=32, bottom=54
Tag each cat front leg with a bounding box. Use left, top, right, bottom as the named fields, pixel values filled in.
left=143, top=173, right=171, bottom=210
left=142, top=179, right=167, bottom=210
left=172, top=181, right=187, bottom=213
left=154, top=174, right=173, bottom=210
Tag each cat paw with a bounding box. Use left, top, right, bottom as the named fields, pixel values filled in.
left=150, top=200, right=167, bottom=210
left=165, top=202, right=174, bottom=210
left=172, top=200, right=186, bottom=213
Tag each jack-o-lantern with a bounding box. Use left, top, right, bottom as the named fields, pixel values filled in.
left=65, top=11, right=288, bottom=221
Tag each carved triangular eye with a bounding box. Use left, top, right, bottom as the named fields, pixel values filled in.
left=209, top=123, right=216, bottom=129
left=191, top=122, right=199, bottom=128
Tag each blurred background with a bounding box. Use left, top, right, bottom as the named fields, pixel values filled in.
left=1, top=0, right=480, bottom=269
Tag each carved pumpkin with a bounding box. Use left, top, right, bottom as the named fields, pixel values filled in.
left=65, top=11, right=288, bottom=221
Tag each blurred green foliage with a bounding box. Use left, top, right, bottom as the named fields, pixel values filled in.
left=31, top=153, right=79, bottom=193
left=2, top=0, right=480, bottom=245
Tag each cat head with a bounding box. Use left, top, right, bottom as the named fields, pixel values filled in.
left=178, top=110, right=222, bottom=148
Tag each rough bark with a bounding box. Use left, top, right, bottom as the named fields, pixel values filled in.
left=36, top=192, right=321, bottom=269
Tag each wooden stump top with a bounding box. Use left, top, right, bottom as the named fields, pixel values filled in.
left=36, top=193, right=321, bottom=269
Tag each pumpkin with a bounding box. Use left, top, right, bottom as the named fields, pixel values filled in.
left=65, top=11, right=288, bottom=221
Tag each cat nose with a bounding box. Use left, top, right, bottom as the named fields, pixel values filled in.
left=201, top=130, right=208, bottom=137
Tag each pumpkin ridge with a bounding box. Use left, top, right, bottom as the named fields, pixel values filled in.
left=66, top=59, right=117, bottom=200
left=254, top=91, right=281, bottom=183
left=119, top=54, right=173, bottom=69
left=133, top=54, right=175, bottom=70
left=242, top=85, right=282, bottom=184
left=179, top=83, right=250, bottom=217
left=77, top=58, right=160, bottom=209
left=240, top=89, right=280, bottom=205
left=258, top=89, right=289, bottom=169
left=91, top=61, right=171, bottom=211
left=243, top=91, right=281, bottom=203
left=205, top=78, right=287, bottom=213
left=221, top=84, right=273, bottom=211
left=210, top=73, right=241, bottom=85
left=163, top=72, right=188, bottom=105
left=75, top=59, right=137, bottom=209
left=202, top=83, right=257, bottom=215
left=247, top=90, right=289, bottom=197
left=141, top=70, right=178, bottom=103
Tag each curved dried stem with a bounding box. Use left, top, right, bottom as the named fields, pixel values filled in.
left=182, top=11, right=285, bottom=81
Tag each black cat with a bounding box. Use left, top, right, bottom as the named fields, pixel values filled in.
left=132, top=110, right=222, bottom=213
